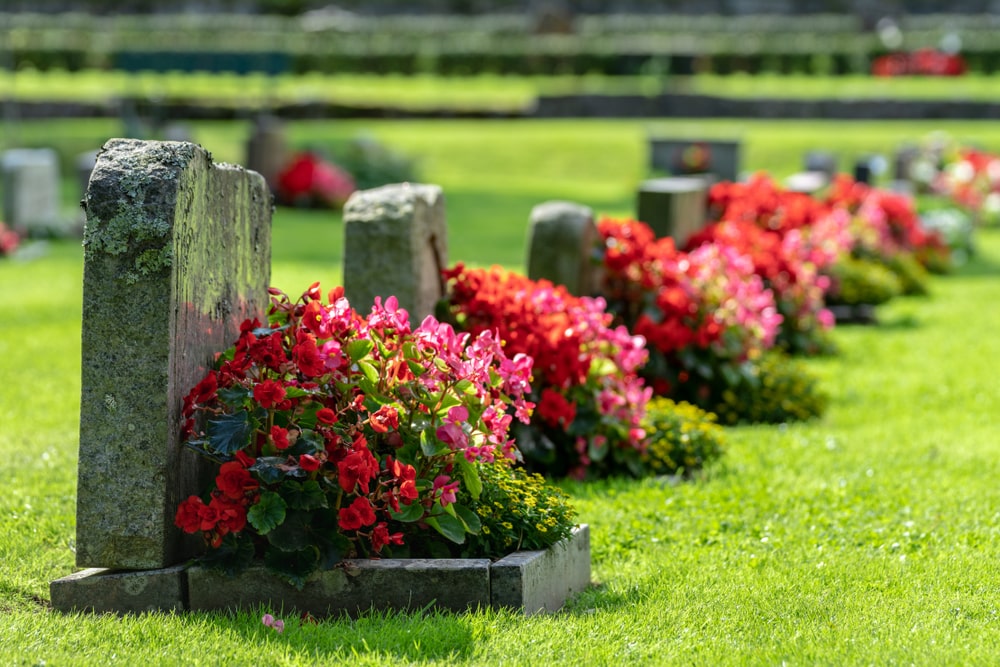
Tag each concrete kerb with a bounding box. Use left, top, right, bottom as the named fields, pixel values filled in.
left=51, top=525, right=591, bottom=617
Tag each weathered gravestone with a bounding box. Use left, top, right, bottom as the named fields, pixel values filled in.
left=804, top=151, right=838, bottom=179
left=343, top=183, right=447, bottom=322
left=1, top=147, right=61, bottom=234
left=648, top=138, right=741, bottom=183
left=526, top=200, right=602, bottom=296
left=71, top=138, right=272, bottom=572
left=636, top=177, right=708, bottom=246
left=245, top=114, right=289, bottom=194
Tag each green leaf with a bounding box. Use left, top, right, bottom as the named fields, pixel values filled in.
left=249, top=456, right=303, bottom=485
left=389, top=501, right=425, bottom=522
left=425, top=513, right=467, bottom=544
left=346, top=339, right=374, bottom=363
left=454, top=379, right=476, bottom=395
left=207, top=410, right=254, bottom=455
left=453, top=503, right=482, bottom=535
left=420, top=429, right=449, bottom=457
left=264, top=546, right=320, bottom=591
left=357, top=359, right=380, bottom=384
left=288, top=428, right=324, bottom=456
left=456, top=457, right=483, bottom=500
left=216, top=385, right=250, bottom=407
left=265, top=510, right=314, bottom=552
left=281, top=480, right=329, bottom=511
left=406, top=359, right=428, bottom=377
left=247, top=491, right=286, bottom=535
left=283, top=385, right=313, bottom=399
left=198, top=532, right=255, bottom=577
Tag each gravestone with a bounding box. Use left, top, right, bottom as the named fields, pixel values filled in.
left=245, top=114, right=289, bottom=194
left=785, top=171, right=829, bottom=195
left=343, top=183, right=446, bottom=322
left=526, top=201, right=601, bottom=296
left=804, top=151, right=838, bottom=179
left=649, top=138, right=741, bottom=183
left=73, top=138, right=272, bottom=571
left=636, top=177, right=708, bottom=245
left=894, top=145, right=920, bottom=181
left=1, top=148, right=61, bottom=234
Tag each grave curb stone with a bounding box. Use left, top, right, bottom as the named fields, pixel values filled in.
left=491, top=524, right=591, bottom=615
left=49, top=566, right=187, bottom=615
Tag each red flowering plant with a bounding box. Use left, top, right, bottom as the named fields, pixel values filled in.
left=0, top=221, right=20, bottom=257
left=175, top=283, right=536, bottom=588
left=596, top=217, right=782, bottom=414
left=439, top=264, right=651, bottom=480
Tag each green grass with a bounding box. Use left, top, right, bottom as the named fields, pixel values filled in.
left=4, top=118, right=1000, bottom=664
left=4, top=70, right=1000, bottom=113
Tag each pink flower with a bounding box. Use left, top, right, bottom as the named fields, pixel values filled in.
left=262, top=613, right=284, bottom=633
left=432, top=475, right=459, bottom=507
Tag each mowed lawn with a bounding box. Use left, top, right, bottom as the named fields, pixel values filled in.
left=3, top=118, right=1000, bottom=665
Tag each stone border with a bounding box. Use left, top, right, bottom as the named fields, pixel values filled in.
left=50, top=525, right=590, bottom=617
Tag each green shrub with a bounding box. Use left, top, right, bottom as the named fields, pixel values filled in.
left=461, top=459, right=577, bottom=557
left=823, top=256, right=902, bottom=306
left=880, top=251, right=930, bottom=296
left=713, top=351, right=829, bottom=425
left=333, top=134, right=419, bottom=192
left=641, top=398, right=725, bottom=476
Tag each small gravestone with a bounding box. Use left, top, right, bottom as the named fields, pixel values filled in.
left=786, top=171, right=828, bottom=195
left=1, top=148, right=61, bottom=235
left=636, top=177, right=707, bottom=245
left=649, top=139, right=741, bottom=183
left=72, top=138, right=272, bottom=571
left=804, top=151, right=838, bottom=179
left=343, top=183, right=446, bottom=322
left=245, top=114, right=289, bottom=194
left=526, top=201, right=602, bottom=296
left=853, top=157, right=873, bottom=184
left=894, top=145, right=921, bottom=181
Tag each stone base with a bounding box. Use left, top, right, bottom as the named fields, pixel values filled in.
left=50, top=525, right=590, bottom=617
left=828, top=304, right=878, bottom=325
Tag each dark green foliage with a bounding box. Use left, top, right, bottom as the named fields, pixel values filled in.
left=823, top=256, right=903, bottom=306
left=712, top=350, right=829, bottom=426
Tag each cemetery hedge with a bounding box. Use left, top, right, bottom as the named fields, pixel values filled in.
left=4, top=118, right=1000, bottom=663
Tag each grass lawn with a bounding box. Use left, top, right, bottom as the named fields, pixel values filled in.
left=3, top=70, right=1000, bottom=113
left=3, top=118, right=1000, bottom=664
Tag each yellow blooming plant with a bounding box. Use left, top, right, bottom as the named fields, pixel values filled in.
left=714, top=350, right=829, bottom=426
left=641, top=398, right=726, bottom=476
left=461, top=459, right=577, bottom=557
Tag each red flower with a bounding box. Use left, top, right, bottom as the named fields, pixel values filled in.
left=175, top=495, right=207, bottom=533
left=369, top=405, right=399, bottom=433
left=337, top=436, right=379, bottom=493
left=292, top=329, right=326, bottom=378
left=209, top=495, right=248, bottom=534
left=299, top=453, right=321, bottom=472
left=215, top=461, right=259, bottom=500
left=388, top=456, right=419, bottom=502
left=371, top=521, right=405, bottom=552
left=254, top=379, right=287, bottom=409
left=338, top=496, right=376, bottom=531
left=270, top=425, right=290, bottom=451
left=316, top=407, right=337, bottom=425
left=535, top=388, right=577, bottom=428
left=234, top=450, right=256, bottom=468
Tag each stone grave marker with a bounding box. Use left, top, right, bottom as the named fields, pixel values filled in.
left=1, top=147, right=61, bottom=234
left=648, top=138, right=741, bottom=183
left=636, top=177, right=708, bottom=245
left=786, top=171, right=829, bottom=195
left=343, top=183, right=447, bottom=322
left=72, top=138, right=272, bottom=572
left=526, top=200, right=601, bottom=296
left=245, top=114, right=289, bottom=194
left=804, top=151, right=838, bottom=179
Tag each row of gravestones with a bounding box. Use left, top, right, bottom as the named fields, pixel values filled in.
left=48, top=134, right=931, bottom=614
left=0, top=116, right=287, bottom=241
left=49, top=137, right=713, bottom=615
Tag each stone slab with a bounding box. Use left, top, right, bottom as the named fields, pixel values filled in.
left=648, top=138, right=741, bottom=183
left=188, top=558, right=492, bottom=617
left=526, top=201, right=602, bottom=296
left=491, top=524, right=591, bottom=615
left=1, top=147, right=61, bottom=233
left=343, top=182, right=447, bottom=322
left=636, top=177, right=707, bottom=245
left=75, top=138, right=272, bottom=570
left=50, top=566, right=187, bottom=615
